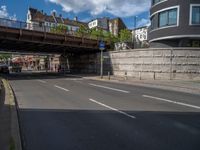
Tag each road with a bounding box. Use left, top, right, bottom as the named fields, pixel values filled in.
left=8, top=74, right=200, bottom=150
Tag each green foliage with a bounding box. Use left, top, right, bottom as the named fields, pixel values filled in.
left=76, top=25, right=90, bottom=38
left=119, top=29, right=132, bottom=42
left=0, top=53, right=12, bottom=60
left=9, top=137, right=15, bottom=150
left=90, top=29, right=104, bottom=40
left=50, top=24, right=67, bottom=34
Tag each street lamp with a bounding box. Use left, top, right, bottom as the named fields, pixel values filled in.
left=134, top=16, right=138, bottom=29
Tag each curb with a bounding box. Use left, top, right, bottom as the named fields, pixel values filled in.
left=81, top=76, right=200, bottom=95
left=2, top=79, right=22, bottom=150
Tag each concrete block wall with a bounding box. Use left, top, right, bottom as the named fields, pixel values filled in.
left=70, top=48, right=200, bottom=80
left=106, top=48, right=200, bottom=80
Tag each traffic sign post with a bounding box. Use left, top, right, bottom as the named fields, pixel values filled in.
left=99, top=41, right=105, bottom=79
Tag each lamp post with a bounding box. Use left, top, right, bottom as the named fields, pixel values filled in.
left=134, top=16, right=138, bottom=29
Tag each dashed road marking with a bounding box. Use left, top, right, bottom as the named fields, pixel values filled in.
left=37, top=80, right=47, bottom=83
left=65, top=78, right=83, bottom=81
left=143, top=95, right=200, bottom=110
left=89, top=98, right=136, bottom=119
left=54, top=85, right=69, bottom=92
left=89, top=83, right=130, bottom=93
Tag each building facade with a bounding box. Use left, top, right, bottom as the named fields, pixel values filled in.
left=88, top=17, right=127, bottom=36
left=109, top=18, right=127, bottom=36
left=26, top=8, right=87, bottom=33
left=149, top=0, right=200, bottom=47
left=88, top=18, right=109, bottom=31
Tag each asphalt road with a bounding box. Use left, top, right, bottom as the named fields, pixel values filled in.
left=8, top=74, right=200, bottom=150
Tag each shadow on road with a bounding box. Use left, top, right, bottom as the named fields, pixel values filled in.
left=18, top=108, right=200, bottom=150
left=0, top=72, right=88, bottom=81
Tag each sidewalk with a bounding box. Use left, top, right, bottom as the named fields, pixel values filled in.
left=0, top=79, right=22, bottom=150
left=0, top=81, right=10, bottom=150
left=81, top=75, right=200, bottom=95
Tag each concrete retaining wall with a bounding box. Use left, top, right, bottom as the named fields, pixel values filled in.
left=70, top=48, right=200, bottom=80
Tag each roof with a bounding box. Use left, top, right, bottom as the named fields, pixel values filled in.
left=132, top=26, right=149, bottom=31
left=28, top=7, right=87, bottom=27
left=109, top=17, right=127, bottom=28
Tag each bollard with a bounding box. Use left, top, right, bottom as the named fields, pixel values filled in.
left=153, top=72, right=156, bottom=80
left=125, top=71, right=128, bottom=80
left=139, top=72, right=141, bottom=80
left=108, top=72, right=110, bottom=80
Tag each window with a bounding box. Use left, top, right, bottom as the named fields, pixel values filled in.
left=191, top=6, right=200, bottom=25
left=159, top=8, right=177, bottom=27
left=152, top=0, right=165, bottom=6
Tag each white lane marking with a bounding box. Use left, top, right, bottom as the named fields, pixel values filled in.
left=54, top=85, right=69, bottom=92
left=143, top=95, right=200, bottom=110
left=89, top=83, right=130, bottom=93
left=37, top=80, right=47, bottom=83
left=65, top=78, right=83, bottom=81
left=89, top=98, right=136, bottom=119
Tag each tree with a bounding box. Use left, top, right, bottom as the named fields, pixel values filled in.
left=0, top=54, right=11, bottom=61
left=76, top=25, right=89, bottom=38
left=103, top=31, right=119, bottom=50
left=119, top=29, right=132, bottom=42
left=51, top=24, right=67, bottom=34
left=90, top=28, right=104, bottom=40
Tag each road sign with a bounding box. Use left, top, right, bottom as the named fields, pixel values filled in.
left=99, top=41, right=105, bottom=50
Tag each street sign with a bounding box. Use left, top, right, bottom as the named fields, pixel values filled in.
left=99, top=41, right=105, bottom=51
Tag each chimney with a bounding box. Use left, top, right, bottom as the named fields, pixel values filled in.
left=52, top=11, right=56, bottom=17
left=74, top=16, right=78, bottom=21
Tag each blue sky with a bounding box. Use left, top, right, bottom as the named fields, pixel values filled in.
left=0, top=0, right=150, bottom=29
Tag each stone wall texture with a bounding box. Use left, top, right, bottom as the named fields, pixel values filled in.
left=71, top=48, right=200, bottom=80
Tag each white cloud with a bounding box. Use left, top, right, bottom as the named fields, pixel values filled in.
left=0, top=5, right=8, bottom=18
left=51, top=9, right=57, bottom=14
left=0, top=5, right=17, bottom=20
left=137, top=18, right=150, bottom=27
left=48, top=0, right=151, bottom=17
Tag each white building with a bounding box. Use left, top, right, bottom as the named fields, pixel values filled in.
left=132, top=26, right=148, bottom=42
left=88, top=18, right=109, bottom=31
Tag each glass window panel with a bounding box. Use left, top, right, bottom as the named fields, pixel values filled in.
left=159, top=11, right=168, bottom=27
left=192, top=6, right=200, bottom=24
left=168, top=9, right=177, bottom=25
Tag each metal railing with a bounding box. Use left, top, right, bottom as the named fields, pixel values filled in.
left=0, top=17, right=93, bottom=39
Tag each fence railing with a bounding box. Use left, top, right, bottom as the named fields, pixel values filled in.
left=0, top=17, right=113, bottom=47
left=0, top=18, right=94, bottom=39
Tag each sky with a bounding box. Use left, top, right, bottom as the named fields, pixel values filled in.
left=0, top=0, right=151, bottom=29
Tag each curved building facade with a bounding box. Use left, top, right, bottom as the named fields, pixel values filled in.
left=149, top=0, right=200, bottom=47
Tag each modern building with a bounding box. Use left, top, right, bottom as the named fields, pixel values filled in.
left=109, top=18, right=127, bottom=36
left=149, top=0, right=200, bottom=47
left=26, top=7, right=87, bottom=33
